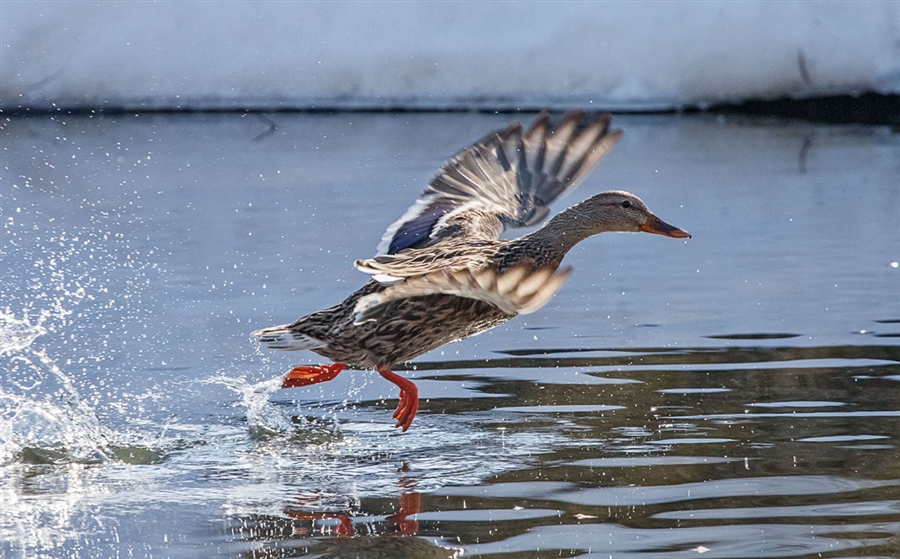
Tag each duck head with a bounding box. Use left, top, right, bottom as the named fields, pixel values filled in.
left=577, top=191, right=691, bottom=238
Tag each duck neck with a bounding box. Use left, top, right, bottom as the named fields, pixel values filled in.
left=510, top=203, right=601, bottom=267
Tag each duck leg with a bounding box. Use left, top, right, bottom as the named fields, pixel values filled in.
left=281, top=363, right=345, bottom=388
left=377, top=368, right=419, bottom=432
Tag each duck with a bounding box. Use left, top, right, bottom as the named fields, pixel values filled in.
left=253, top=110, right=690, bottom=432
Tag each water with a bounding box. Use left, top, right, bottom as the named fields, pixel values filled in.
left=2, top=112, right=899, bottom=558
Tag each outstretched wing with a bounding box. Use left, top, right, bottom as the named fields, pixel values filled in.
left=353, top=263, right=573, bottom=324
left=376, top=110, right=622, bottom=256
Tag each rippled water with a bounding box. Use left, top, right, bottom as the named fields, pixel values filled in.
left=2, top=112, right=899, bottom=558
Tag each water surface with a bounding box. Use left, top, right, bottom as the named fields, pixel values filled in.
left=2, top=112, right=899, bottom=558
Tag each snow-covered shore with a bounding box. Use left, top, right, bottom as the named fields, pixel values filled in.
left=2, top=2, right=898, bottom=112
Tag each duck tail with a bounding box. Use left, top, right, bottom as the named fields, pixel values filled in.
left=251, top=324, right=325, bottom=351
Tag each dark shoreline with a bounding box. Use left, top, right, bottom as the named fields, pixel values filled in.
left=2, top=92, right=897, bottom=126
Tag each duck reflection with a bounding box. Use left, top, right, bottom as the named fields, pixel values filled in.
left=226, top=473, right=455, bottom=559
left=283, top=486, right=420, bottom=538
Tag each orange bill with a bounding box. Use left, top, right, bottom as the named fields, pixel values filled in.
left=639, top=215, right=691, bottom=238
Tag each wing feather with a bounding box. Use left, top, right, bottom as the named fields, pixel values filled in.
left=353, top=264, right=573, bottom=323
left=375, top=111, right=621, bottom=256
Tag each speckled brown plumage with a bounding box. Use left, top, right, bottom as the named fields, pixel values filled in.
left=264, top=280, right=512, bottom=369
left=253, top=110, right=690, bottom=432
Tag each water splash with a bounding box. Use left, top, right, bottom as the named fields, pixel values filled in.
left=206, top=373, right=298, bottom=436
left=0, top=310, right=114, bottom=465
left=0, top=310, right=47, bottom=357
left=0, top=214, right=168, bottom=466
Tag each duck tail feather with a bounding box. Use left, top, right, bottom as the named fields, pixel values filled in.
left=252, top=324, right=326, bottom=351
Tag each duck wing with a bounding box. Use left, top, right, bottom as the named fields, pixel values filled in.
left=375, top=110, right=622, bottom=257
left=353, top=263, right=574, bottom=323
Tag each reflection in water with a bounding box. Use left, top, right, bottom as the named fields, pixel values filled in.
left=212, top=341, right=900, bottom=558
left=281, top=487, right=421, bottom=538
left=276, top=342, right=898, bottom=557
left=2, top=112, right=899, bottom=558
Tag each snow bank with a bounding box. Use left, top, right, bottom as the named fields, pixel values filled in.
left=2, top=1, right=898, bottom=111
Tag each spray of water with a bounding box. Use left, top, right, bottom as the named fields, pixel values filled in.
left=0, top=310, right=115, bottom=465
left=204, top=373, right=297, bottom=436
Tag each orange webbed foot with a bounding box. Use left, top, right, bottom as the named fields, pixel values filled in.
left=377, top=368, right=419, bottom=432
left=281, top=363, right=345, bottom=388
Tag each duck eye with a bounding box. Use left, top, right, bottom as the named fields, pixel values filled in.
left=621, top=200, right=632, bottom=209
